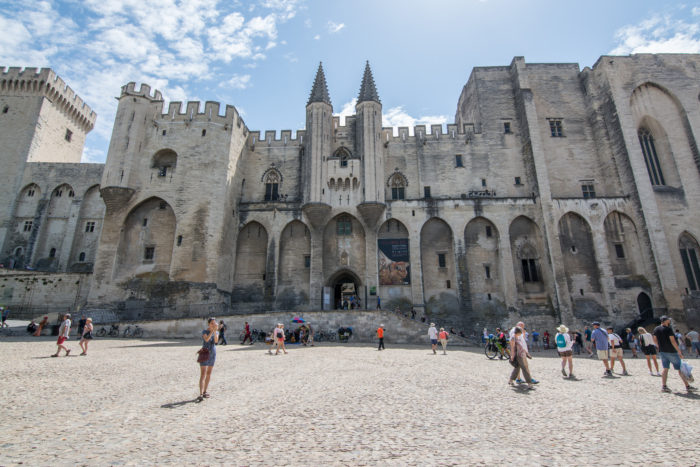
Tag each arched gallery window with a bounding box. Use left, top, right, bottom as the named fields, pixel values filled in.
left=520, top=244, right=540, bottom=283
left=638, top=129, right=665, bottom=186
left=334, top=147, right=352, bottom=168
left=679, top=233, right=700, bottom=291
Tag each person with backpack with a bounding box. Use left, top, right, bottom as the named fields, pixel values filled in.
left=638, top=326, right=661, bottom=376
left=607, top=327, right=629, bottom=375
left=555, top=325, right=574, bottom=379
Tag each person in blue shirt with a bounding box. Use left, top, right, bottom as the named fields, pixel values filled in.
left=591, top=322, right=612, bottom=376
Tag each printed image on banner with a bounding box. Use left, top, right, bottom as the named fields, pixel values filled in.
left=378, top=239, right=410, bottom=285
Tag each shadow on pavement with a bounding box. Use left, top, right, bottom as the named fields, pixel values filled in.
left=161, top=398, right=203, bottom=408
left=674, top=391, right=700, bottom=400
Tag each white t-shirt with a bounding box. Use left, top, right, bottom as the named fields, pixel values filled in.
left=428, top=327, right=438, bottom=340
left=639, top=333, right=655, bottom=347
left=555, top=332, right=573, bottom=352
left=59, top=319, right=71, bottom=337
left=509, top=327, right=528, bottom=353
left=608, top=333, right=622, bottom=348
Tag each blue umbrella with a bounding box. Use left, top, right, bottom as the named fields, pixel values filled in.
left=292, top=317, right=305, bottom=323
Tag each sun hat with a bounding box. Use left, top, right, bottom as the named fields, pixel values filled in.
left=557, top=324, right=569, bottom=333
left=430, top=322, right=435, bottom=326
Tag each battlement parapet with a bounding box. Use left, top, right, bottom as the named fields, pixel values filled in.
left=121, top=82, right=163, bottom=101
left=247, top=129, right=307, bottom=150
left=1, top=66, right=96, bottom=132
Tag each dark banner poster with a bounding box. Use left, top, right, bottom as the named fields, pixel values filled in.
left=378, top=238, right=410, bottom=285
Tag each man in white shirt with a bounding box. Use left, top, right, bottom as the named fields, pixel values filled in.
left=607, top=327, right=628, bottom=375
left=428, top=323, right=438, bottom=355
left=686, top=328, right=699, bottom=357
left=52, top=313, right=72, bottom=357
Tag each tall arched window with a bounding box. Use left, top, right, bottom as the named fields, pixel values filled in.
left=519, top=244, right=540, bottom=283
left=638, top=129, right=665, bottom=186
left=679, top=233, right=700, bottom=291
left=336, top=216, right=352, bottom=236
left=264, top=170, right=280, bottom=201
left=334, top=147, right=352, bottom=168
left=389, top=173, right=406, bottom=200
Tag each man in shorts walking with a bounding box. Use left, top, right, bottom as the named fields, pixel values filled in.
left=52, top=314, right=72, bottom=357
left=685, top=327, right=699, bottom=358
left=584, top=325, right=594, bottom=357
left=428, top=323, right=438, bottom=355
left=591, top=322, right=612, bottom=376
left=654, top=316, right=696, bottom=393
left=607, top=327, right=629, bottom=375
left=377, top=324, right=385, bottom=350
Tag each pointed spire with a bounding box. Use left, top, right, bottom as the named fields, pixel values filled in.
left=357, top=61, right=380, bottom=104
left=307, top=62, right=331, bottom=106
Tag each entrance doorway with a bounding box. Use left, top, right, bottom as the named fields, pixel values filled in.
left=329, top=270, right=361, bottom=310
left=637, top=292, right=653, bottom=321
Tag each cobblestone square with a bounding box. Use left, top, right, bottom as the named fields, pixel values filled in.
left=1, top=337, right=698, bottom=466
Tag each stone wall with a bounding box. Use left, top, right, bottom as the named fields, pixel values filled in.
left=0, top=270, right=91, bottom=318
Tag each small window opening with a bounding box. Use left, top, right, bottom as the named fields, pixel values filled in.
left=158, top=167, right=168, bottom=177
left=68, top=190, right=74, bottom=197
left=455, top=154, right=463, bottom=168
left=85, top=221, right=95, bottom=233
left=446, top=280, right=451, bottom=289
left=521, top=259, right=539, bottom=282
left=481, top=178, right=486, bottom=187
left=78, top=252, right=85, bottom=262
left=27, top=189, right=35, bottom=197
left=438, top=253, right=446, bottom=268
left=571, top=245, right=577, bottom=253
left=336, top=216, right=352, bottom=236
left=262, top=273, right=266, bottom=281
left=424, top=186, right=431, bottom=199
left=487, top=293, right=492, bottom=300
left=579, top=289, right=584, bottom=296
left=177, top=235, right=183, bottom=246
left=485, top=226, right=492, bottom=238
left=159, top=202, right=167, bottom=210
left=485, top=265, right=491, bottom=279
left=65, top=129, right=73, bottom=142
left=55, top=190, right=62, bottom=197
left=23, top=220, right=33, bottom=232
left=144, top=247, right=155, bottom=260
left=582, top=184, right=596, bottom=198
left=143, top=218, right=148, bottom=227
left=162, top=129, right=167, bottom=136
left=615, top=244, right=625, bottom=259
left=49, top=248, right=56, bottom=258
left=201, top=129, right=206, bottom=137
left=304, top=255, right=311, bottom=268
left=504, top=122, right=511, bottom=134
left=412, top=210, right=415, bottom=216
left=549, top=119, right=563, bottom=137
left=2, top=106, right=8, bottom=114
left=514, top=177, right=522, bottom=186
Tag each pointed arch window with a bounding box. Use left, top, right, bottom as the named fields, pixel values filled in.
left=679, top=234, right=700, bottom=291
left=264, top=170, right=280, bottom=201
left=389, top=173, right=407, bottom=200
left=638, top=129, right=665, bottom=186
left=336, top=216, right=352, bottom=236
left=333, top=147, right=352, bottom=168
left=519, top=244, right=540, bottom=283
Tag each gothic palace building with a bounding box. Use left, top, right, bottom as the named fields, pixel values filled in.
left=1, top=54, right=700, bottom=331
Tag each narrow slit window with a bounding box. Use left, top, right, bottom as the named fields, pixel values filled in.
left=438, top=253, right=446, bottom=268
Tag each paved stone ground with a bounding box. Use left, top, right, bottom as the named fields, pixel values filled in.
left=1, top=334, right=699, bottom=466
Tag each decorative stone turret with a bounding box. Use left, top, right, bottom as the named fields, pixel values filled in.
left=303, top=62, right=333, bottom=208
left=357, top=61, right=380, bottom=104
left=307, top=62, right=331, bottom=106
left=355, top=61, right=385, bottom=203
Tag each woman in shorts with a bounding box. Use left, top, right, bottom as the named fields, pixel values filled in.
left=438, top=327, right=449, bottom=355
left=274, top=323, right=287, bottom=355
left=638, top=326, right=660, bottom=376
left=79, top=317, right=93, bottom=355
left=198, top=318, right=219, bottom=401
left=555, top=324, right=574, bottom=379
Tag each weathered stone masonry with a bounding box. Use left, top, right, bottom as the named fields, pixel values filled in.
left=1, top=54, right=699, bottom=331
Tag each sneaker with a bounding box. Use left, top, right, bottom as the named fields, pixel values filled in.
left=661, top=386, right=671, bottom=393
left=622, top=370, right=629, bottom=376
left=568, top=373, right=575, bottom=379
left=531, top=379, right=540, bottom=384
left=650, top=371, right=654, bottom=376
left=561, top=369, right=567, bottom=377
left=686, top=385, right=697, bottom=392
left=515, top=378, right=523, bottom=384
left=605, top=370, right=613, bottom=376
left=656, top=372, right=662, bottom=376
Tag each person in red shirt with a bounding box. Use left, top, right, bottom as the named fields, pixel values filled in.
left=241, top=321, right=252, bottom=345
left=438, top=328, right=449, bottom=355
left=377, top=324, right=385, bottom=351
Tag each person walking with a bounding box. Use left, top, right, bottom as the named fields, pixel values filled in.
left=531, top=329, right=540, bottom=352
left=686, top=327, right=700, bottom=358
left=52, top=314, right=72, bottom=357
left=675, top=329, right=687, bottom=353
left=584, top=325, right=594, bottom=357
left=274, top=323, right=287, bottom=355
left=638, top=326, right=661, bottom=376
left=509, top=321, right=539, bottom=384
left=625, top=328, right=638, bottom=358
left=508, top=327, right=535, bottom=390
left=241, top=321, right=253, bottom=345
left=376, top=296, right=381, bottom=310
left=555, top=325, right=574, bottom=378
left=428, top=323, right=438, bottom=355
left=218, top=320, right=228, bottom=345
left=607, top=327, right=629, bottom=375
left=438, top=328, right=449, bottom=355
left=34, top=316, right=48, bottom=336
left=591, top=322, right=612, bottom=376
left=79, top=317, right=93, bottom=356
left=1, top=307, right=9, bottom=328
left=307, top=323, right=314, bottom=347
left=654, top=316, right=696, bottom=393
left=377, top=324, right=385, bottom=351
left=197, top=317, right=219, bottom=401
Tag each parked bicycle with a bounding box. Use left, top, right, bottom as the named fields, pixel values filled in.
left=484, top=335, right=510, bottom=360
left=122, top=324, right=143, bottom=338
left=96, top=324, right=119, bottom=337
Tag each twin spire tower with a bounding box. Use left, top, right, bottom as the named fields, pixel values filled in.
left=303, top=61, right=385, bottom=224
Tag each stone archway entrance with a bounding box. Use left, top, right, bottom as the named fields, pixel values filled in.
left=327, top=269, right=362, bottom=310
left=637, top=292, right=653, bottom=321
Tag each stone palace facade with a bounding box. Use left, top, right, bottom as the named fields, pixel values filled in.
left=1, top=54, right=700, bottom=331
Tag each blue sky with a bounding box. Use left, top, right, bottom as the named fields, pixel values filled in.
left=2, top=0, right=700, bottom=163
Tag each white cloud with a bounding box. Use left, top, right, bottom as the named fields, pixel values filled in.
left=284, top=52, right=299, bottom=62
left=610, top=14, right=700, bottom=55
left=335, top=98, right=357, bottom=125
left=221, top=74, right=252, bottom=90
left=314, top=34, right=320, bottom=40
left=327, top=20, right=345, bottom=33
left=383, top=107, right=449, bottom=135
